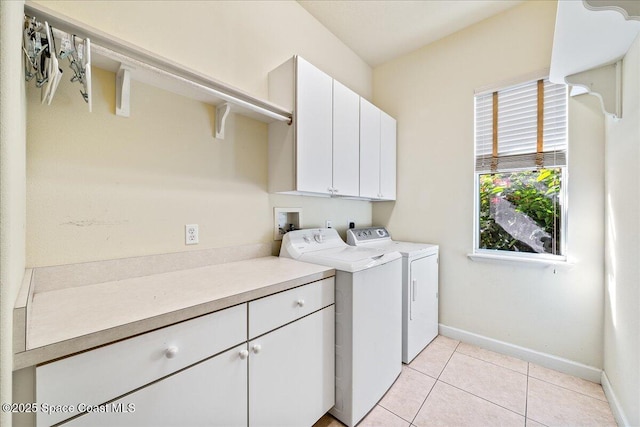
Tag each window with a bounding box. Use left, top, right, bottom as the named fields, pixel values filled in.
left=474, top=78, right=567, bottom=259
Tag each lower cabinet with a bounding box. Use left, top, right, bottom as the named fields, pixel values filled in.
left=250, top=305, right=335, bottom=427
left=65, top=344, right=248, bottom=427
left=36, top=278, right=335, bottom=427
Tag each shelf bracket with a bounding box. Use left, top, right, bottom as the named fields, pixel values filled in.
left=583, top=1, right=640, bottom=22
left=566, top=60, right=622, bottom=119
left=215, top=103, right=231, bottom=139
left=115, top=64, right=133, bottom=117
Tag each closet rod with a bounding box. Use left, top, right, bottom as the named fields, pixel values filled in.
left=24, top=1, right=292, bottom=124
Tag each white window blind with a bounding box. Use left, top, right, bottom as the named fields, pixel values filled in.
left=475, top=79, right=567, bottom=172
left=475, top=93, right=493, bottom=158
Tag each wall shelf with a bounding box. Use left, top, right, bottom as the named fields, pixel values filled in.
left=24, top=1, right=292, bottom=138
left=550, top=0, right=640, bottom=118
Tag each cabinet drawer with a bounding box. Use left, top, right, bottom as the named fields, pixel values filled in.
left=37, top=304, right=246, bottom=426
left=64, top=344, right=248, bottom=427
left=249, top=277, right=334, bottom=339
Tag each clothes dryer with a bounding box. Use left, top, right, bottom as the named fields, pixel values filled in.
left=347, top=227, right=439, bottom=363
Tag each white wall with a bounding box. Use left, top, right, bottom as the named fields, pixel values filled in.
left=373, top=1, right=606, bottom=368
left=603, top=33, right=640, bottom=427
left=26, top=0, right=373, bottom=267
left=0, top=1, right=27, bottom=425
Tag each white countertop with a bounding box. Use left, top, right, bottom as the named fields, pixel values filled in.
left=13, top=255, right=334, bottom=370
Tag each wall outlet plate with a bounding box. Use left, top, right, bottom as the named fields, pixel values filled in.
left=185, top=224, right=199, bottom=245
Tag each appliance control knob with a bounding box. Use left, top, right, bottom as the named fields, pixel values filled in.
left=377, top=229, right=385, bottom=237
left=303, top=235, right=311, bottom=243
left=314, top=233, right=323, bottom=243
left=252, top=344, right=262, bottom=354
left=239, top=349, right=249, bottom=360
left=165, top=346, right=179, bottom=359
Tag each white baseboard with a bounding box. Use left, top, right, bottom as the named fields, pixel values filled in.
left=439, top=324, right=602, bottom=383
left=601, top=371, right=630, bottom=427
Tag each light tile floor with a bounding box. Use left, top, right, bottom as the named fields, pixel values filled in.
left=314, top=336, right=617, bottom=427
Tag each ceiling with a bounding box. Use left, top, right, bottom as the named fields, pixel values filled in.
left=298, top=0, right=524, bottom=67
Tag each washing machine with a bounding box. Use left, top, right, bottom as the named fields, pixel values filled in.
left=280, top=228, right=402, bottom=427
left=347, top=227, right=439, bottom=364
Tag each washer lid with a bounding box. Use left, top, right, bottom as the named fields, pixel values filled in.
left=279, top=228, right=401, bottom=272
left=299, top=247, right=401, bottom=273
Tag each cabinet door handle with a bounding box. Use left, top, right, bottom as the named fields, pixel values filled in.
left=164, top=346, right=179, bottom=359
left=296, top=299, right=305, bottom=307
left=327, top=187, right=334, bottom=193
left=412, top=279, right=417, bottom=301
left=252, top=344, right=262, bottom=354
left=333, top=188, right=339, bottom=193
left=239, top=349, right=249, bottom=360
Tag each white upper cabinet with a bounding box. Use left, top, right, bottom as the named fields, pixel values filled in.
left=269, top=55, right=396, bottom=200
left=268, top=56, right=332, bottom=196
left=360, top=99, right=397, bottom=200
left=380, top=111, right=397, bottom=201
left=359, top=98, right=381, bottom=199
left=296, top=57, right=334, bottom=194
left=332, top=80, right=360, bottom=197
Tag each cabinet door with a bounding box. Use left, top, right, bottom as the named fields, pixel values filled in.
left=332, top=80, right=360, bottom=197
left=359, top=98, right=381, bottom=199
left=296, top=57, right=333, bottom=194
left=380, top=111, right=397, bottom=201
left=249, top=306, right=335, bottom=427
left=65, top=345, right=248, bottom=427
left=407, top=255, right=439, bottom=362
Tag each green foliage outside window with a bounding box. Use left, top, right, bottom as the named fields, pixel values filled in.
left=478, top=168, right=562, bottom=254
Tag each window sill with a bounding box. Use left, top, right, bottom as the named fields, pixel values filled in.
left=467, top=252, right=570, bottom=268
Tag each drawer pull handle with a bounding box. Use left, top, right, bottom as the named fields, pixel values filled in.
left=165, top=346, right=179, bottom=359
left=296, top=299, right=305, bottom=307
left=239, top=349, right=249, bottom=360
left=252, top=344, right=262, bottom=354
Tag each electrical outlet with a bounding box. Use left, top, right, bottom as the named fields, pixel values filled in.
left=326, top=220, right=332, bottom=229
left=185, top=224, right=199, bottom=245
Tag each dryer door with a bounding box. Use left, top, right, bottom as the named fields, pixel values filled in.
left=406, top=254, right=439, bottom=363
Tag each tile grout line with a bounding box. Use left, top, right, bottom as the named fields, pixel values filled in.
left=527, top=375, right=609, bottom=403
left=457, top=343, right=607, bottom=401
left=455, top=350, right=528, bottom=376
left=375, top=405, right=412, bottom=426
left=391, top=338, right=611, bottom=427
left=404, top=363, right=438, bottom=380
left=409, top=341, right=461, bottom=426
left=445, top=347, right=529, bottom=418
left=455, top=342, right=609, bottom=404
left=437, top=378, right=527, bottom=419
left=377, top=402, right=414, bottom=425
